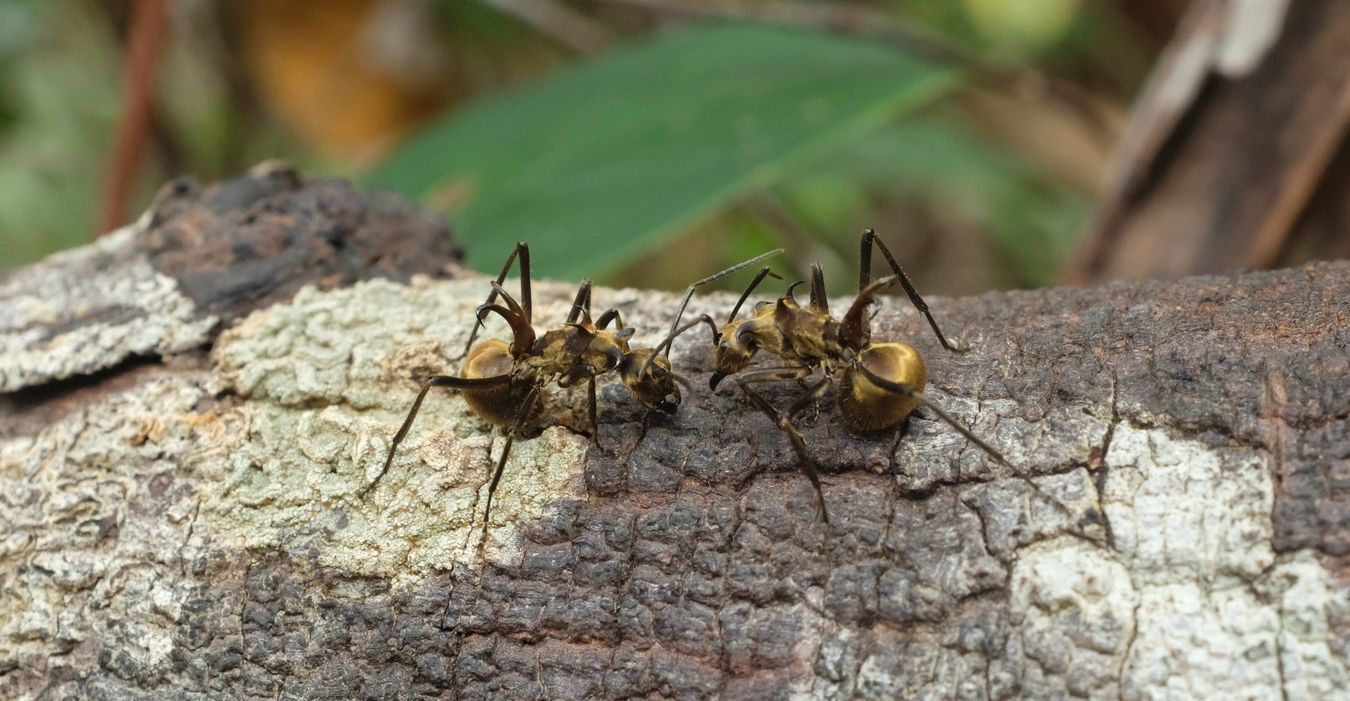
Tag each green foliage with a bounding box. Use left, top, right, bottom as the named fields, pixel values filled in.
left=787, top=116, right=1091, bottom=286
left=367, top=22, right=958, bottom=280
left=0, top=2, right=123, bottom=266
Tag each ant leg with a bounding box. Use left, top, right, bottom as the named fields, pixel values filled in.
left=854, top=364, right=1082, bottom=523
left=854, top=364, right=1007, bottom=465
left=726, top=365, right=814, bottom=395
left=464, top=242, right=532, bottom=360
left=567, top=280, right=593, bottom=325
left=666, top=249, right=785, bottom=355
left=736, top=379, right=831, bottom=524
left=729, top=366, right=828, bottom=520
left=860, top=229, right=965, bottom=353
left=362, top=373, right=513, bottom=497
left=788, top=376, right=833, bottom=423
left=587, top=377, right=600, bottom=447
left=481, top=384, right=543, bottom=542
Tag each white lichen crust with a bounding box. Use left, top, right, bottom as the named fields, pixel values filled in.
left=792, top=422, right=1347, bottom=700
left=0, top=225, right=217, bottom=392
left=1009, top=424, right=1346, bottom=701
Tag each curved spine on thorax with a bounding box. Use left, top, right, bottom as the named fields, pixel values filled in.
left=773, top=298, right=844, bottom=366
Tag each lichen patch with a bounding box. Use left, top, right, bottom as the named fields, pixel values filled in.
left=0, top=225, right=218, bottom=392
left=204, top=278, right=595, bottom=581
left=1008, top=422, right=1346, bottom=699
left=1105, top=423, right=1275, bottom=583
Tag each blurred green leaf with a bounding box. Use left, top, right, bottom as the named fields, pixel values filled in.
left=367, top=22, right=957, bottom=280
left=784, top=115, right=1092, bottom=286
left=0, top=1, right=124, bottom=269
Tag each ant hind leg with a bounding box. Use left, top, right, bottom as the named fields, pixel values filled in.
left=363, top=373, right=512, bottom=498
left=859, top=229, right=966, bottom=353
left=854, top=364, right=1089, bottom=526
left=480, top=384, right=543, bottom=546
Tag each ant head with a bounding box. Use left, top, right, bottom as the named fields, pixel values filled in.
left=709, top=301, right=781, bottom=389
left=619, top=348, right=681, bottom=414
left=709, top=319, right=758, bottom=390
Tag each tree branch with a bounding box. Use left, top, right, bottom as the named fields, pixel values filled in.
left=1, top=170, right=1346, bottom=699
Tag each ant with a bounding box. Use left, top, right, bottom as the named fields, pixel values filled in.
left=364, top=242, right=781, bottom=539
left=674, top=229, right=1042, bottom=523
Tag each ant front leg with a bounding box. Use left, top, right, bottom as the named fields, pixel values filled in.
left=557, top=363, right=602, bottom=447
left=859, top=229, right=966, bottom=352
left=732, top=366, right=831, bottom=523
left=464, top=242, right=533, bottom=361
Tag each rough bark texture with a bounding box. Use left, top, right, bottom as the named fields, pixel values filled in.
left=1, top=185, right=1348, bottom=699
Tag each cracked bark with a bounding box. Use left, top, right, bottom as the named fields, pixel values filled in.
left=1, top=173, right=1348, bottom=700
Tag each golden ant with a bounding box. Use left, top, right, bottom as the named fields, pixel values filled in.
left=672, top=229, right=1044, bottom=523
left=364, top=242, right=782, bottom=539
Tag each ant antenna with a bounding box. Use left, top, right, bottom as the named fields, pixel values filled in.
left=635, top=314, right=721, bottom=380
left=666, top=249, right=784, bottom=357
left=725, top=266, right=780, bottom=324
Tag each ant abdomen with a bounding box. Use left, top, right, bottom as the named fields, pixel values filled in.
left=838, top=342, right=926, bottom=431
left=462, top=339, right=530, bottom=425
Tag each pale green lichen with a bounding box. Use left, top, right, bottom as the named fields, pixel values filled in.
left=0, top=376, right=212, bottom=683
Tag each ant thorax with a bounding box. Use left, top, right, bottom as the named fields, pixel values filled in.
left=773, top=297, right=845, bottom=366
left=518, top=326, right=607, bottom=379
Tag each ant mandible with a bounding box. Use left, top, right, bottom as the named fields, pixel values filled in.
left=674, top=229, right=1021, bottom=523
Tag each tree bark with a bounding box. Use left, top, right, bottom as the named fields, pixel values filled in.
left=1, top=171, right=1347, bottom=699
left=1068, top=0, right=1350, bottom=282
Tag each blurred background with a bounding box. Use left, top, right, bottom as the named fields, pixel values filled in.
left=1, top=0, right=1346, bottom=294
